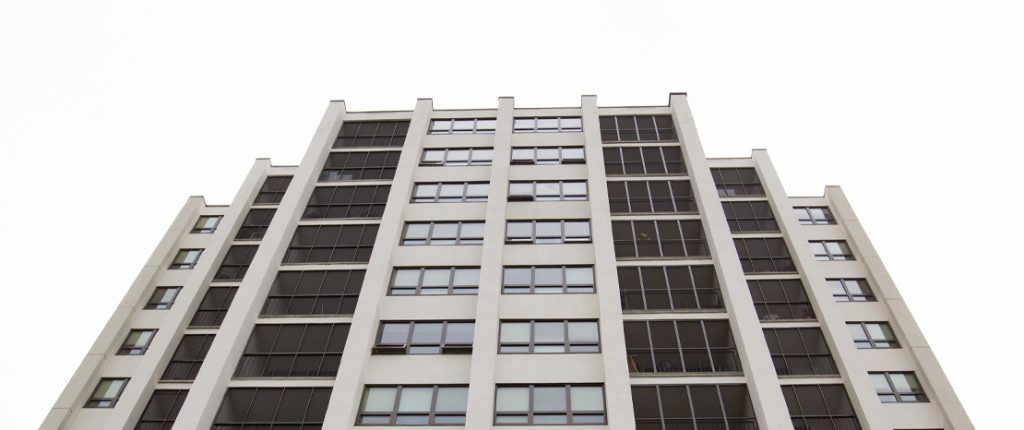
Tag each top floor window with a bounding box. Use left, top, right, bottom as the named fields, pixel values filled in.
left=600, top=115, right=677, bottom=143
left=429, top=118, right=496, bottom=135
left=334, top=120, right=409, bottom=148
left=513, top=117, right=583, bottom=133
left=810, top=240, right=855, bottom=261
left=191, top=215, right=222, bottom=234
left=254, top=176, right=293, bottom=205
left=511, top=146, right=585, bottom=165
left=794, top=206, right=836, bottom=225
left=710, top=168, right=764, bottom=197
left=421, top=148, right=493, bottom=166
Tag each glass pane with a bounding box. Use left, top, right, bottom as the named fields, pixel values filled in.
left=495, top=387, right=529, bottom=412
left=451, top=120, right=475, bottom=131
left=500, top=323, right=531, bottom=343
left=561, top=117, right=583, bottom=130
left=568, top=322, right=599, bottom=343
left=404, top=224, right=430, bottom=239
left=435, top=387, right=469, bottom=412
left=453, top=268, right=479, bottom=286
left=509, top=183, right=534, bottom=198
left=847, top=324, right=868, bottom=341
left=476, top=119, right=496, bottom=130
left=534, top=268, right=562, bottom=286
left=445, top=323, right=474, bottom=344
left=533, top=386, right=567, bottom=412
left=565, top=267, right=594, bottom=286
left=438, top=184, right=464, bottom=199
left=413, top=184, right=437, bottom=199
left=535, top=222, right=561, bottom=237
left=472, top=148, right=493, bottom=161
left=537, top=118, right=559, bottom=130
left=562, top=147, right=584, bottom=160
left=571, top=386, right=604, bottom=411
left=431, top=224, right=458, bottom=239
left=536, top=148, right=559, bottom=161
left=514, top=119, right=535, bottom=131
left=422, top=269, right=451, bottom=286
left=534, top=322, right=565, bottom=343
left=393, top=269, right=420, bottom=287
left=459, top=223, right=484, bottom=239
left=871, top=374, right=892, bottom=394
left=562, top=182, right=587, bottom=197
left=411, top=323, right=443, bottom=344
left=446, top=149, right=470, bottom=161
left=363, top=387, right=397, bottom=412
left=466, top=183, right=489, bottom=198
left=506, top=222, right=532, bottom=239
left=422, top=150, right=445, bottom=162
left=512, top=148, right=534, bottom=161
left=564, top=221, right=590, bottom=238
left=397, top=387, right=434, bottom=412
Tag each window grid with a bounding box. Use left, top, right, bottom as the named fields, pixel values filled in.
left=214, top=245, right=258, bottom=281
left=811, top=240, right=855, bottom=261
left=499, top=320, right=600, bottom=353
left=145, top=286, right=181, bottom=310
left=871, top=372, right=927, bottom=403
left=169, top=249, right=203, bottom=270
left=848, top=322, right=900, bottom=349
left=607, top=180, right=696, bottom=214
left=390, top=267, right=480, bottom=295
left=494, top=384, right=606, bottom=425
left=828, top=278, right=876, bottom=302
left=617, top=265, right=722, bottom=311
left=429, top=118, right=496, bottom=134
left=304, top=185, right=390, bottom=219
left=401, top=221, right=485, bottom=245
left=118, top=329, right=157, bottom=355
left=85, top=378, right=129, bottom=408
left=262, top=270, right=363, bottom=316
left=711, top=168, right=764, bottom=197
left=510, top=146, right=585, bottom=165
left=722, top=201, right=779, bottom=232
left=162, top=334, right=215, bottom=381
left=284, top=224, right=379, bottom=264
left=513, top=116, right=583, bottom=133
left=411, top=182, right=489, bottom=203
left=254, top=176, right=293, bottom=205
left=191, top=215, right=222, bottom=234
left=631, top=384, right=759, bottom=430
left=136, top=389, right=188, bottom=429
left=334, top=120, right=410, bottom=148
left=599, top=115, right=677, bottom=142
left=374, top=321, right=474, bottom=355
left=603, top=146, right=686, bottom=176
left=625, top=320, right=741, bottom=374
left=502, top=266, right=595, bottom=294
left=763, top=328, right=839, bottom=376
left=782, top=384, right=862, bottom=430
left=795, top=206, right=837, bottom=225
left=320, top=151, right=401, bottom=182
left=505, top=220, right=592, bottom=244
left=235, top=323, right=350, bottom=378
left=508, top=180, right=588, bottom=201
left=235, top=208, right=277, bottom=240
left=420, top=147, right=494, bottom=166
left=733, top=238, right=796, bottom=273
left=612, top=220, right=709, bottom=259
left=213, top=387, right=331, bottom=429
left=190, top=287, right=238, bottom=328
left=748, top=279, right=815, bottom=321
left=358, top=385, right=469, bottom=425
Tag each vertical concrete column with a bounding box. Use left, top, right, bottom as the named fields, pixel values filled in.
left=580, top=95, right=637, bottom=429
left=668, top=94, right=794, bottom=429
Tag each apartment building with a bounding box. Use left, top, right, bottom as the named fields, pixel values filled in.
left=42, top=94, right=973, bottom=429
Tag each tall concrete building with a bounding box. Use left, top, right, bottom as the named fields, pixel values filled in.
left=44, top=94, right=972, bottom=430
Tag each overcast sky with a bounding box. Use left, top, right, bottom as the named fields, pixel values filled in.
left=2, top=1, right=1021, bottom=427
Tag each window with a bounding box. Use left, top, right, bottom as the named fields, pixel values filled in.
left=511, top=146, right=585, bottom=165
left=499, top=320, right=599, bottom=353
left=795, top=206, right=836, bottom=225
left=169, top=249, right=202, bottom=269
left=190, top=287, right=238, bottom=327
left=320, top=151, right=401, bottom=182
left=829, top=278, right=875, bottom=302
left=508, top=181, right=587, bottom=201
left=811, top=240, right=855, bottom=261
left=502, top=266, right=595, bottom=294
left=191, top=215, right=222, bottom=234
left=848, top=322, right=899, bottom=349
left=607, top=180, right=696, bottom=214
left=145, top=286, right=181, bottom=310
left=763, top=328, right=838, bottom=376
left=711, top=168, right=764, bottom=197
left=236, top=323, right=350, bottom=378
left=603, top=147, right=685, bottom=176
left=624, top=320, right=740, bottom=374
left=118, top=329, right=157, bottom=355
left=391, top=267, right=480, bottom=295
left=871, top=372, right=927, bottom=403
left=429, top=118, right=496, bottom=134
left=235, top=208, right=276, bottom=240
left=374, top=321, right=474, bottom=355
left=85, top=378, right=128, bottom=408
left=358, top=385, right=469, bottom=425
left=304, top=185, right=390, bottom=219
left=618, top=265, right=722, bottom=311
left=612, top=220, right=708, bottom=258
left=506, top=220, right=591, bottom=244
left=722, top=201, right=779, bottom=232
left=733, top=238, right=796, bottom=273
left=213, top=387, right=331, bottom=429
left=782, top=384, right=862, bottom=430
left=254, top=176, right=293, bottom=205
left=402, top=221, right=484, bottom=245
left=136, top=389, right=188, bottom=429
left=334, top=120, right=410, bottom=148
left=600, top=115, right=677, bottom=142
left=420, top=147, right=494, bottom=166
left=495, top=384, right=606, bottom=425
left=412, top=182, right=489, bottom=203
left=262, top=270, right=363, bottom=316
left=631, top=384, right=758, bottom=430
left=214, top=245, right=258, bottom=281
left=162, top=334, right=215, bottom=381
left=748, top=279, right=815, bottom=320
left=513, top=117, right=583, bottom=133
left=284, top=224, right=379, bottom=263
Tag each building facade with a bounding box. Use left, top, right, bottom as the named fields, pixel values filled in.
left=43, top=94, right=973, bottom=430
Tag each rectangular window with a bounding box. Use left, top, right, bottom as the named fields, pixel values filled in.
left=631, top=384, right=758, bottom=430
left=494, top=384, right=606, bottom=425
left=320, top=151, right=401, bottom=182
left=402, top=221, right=484, bottom=245
left=191, top=215, right=222, bottom=234
left=763, top=328, right=838, bottom=376
left=603, top=147, right=685, bottom=176
left=373, top=321, right=474, bottom=355
left=169, top=249, right=203, bottom=270
left=499, top=320, right=599, bottom=353
left=304, top=185, right=390, bottom=219
left=214, top=387, right=331, bottom=428
left=508, top=181, right=588, bottom=201
left=85, top=378, right=129, bottom=408
left=412, top=182, right=489, bottom=203
left=190, top=287, right=238, bottom=328
left=214, top=245, right=258, bottom=281
left=429, top=118, right=496, bottom=134
left=390, top=267, right=480, bottom=295
left=795, top=206, right=836, bottom=225
left=254, top=176, right=293, bottom=205
left=607, top=180, right=696, bottom=214
left=334, top=120, right=410, bottom=148
left=145, top=286, right=181, bottom=310
left=513, top=116, right=583, bottom=133
left=235, top=208, right=276, bottom=240
left=871, top=372, right=927, bottom=403
left=711, top=168, right=764, bottom=197
left=284, top=224, right=379, bottom=263
left=262, top=270, right=363, bottom=316
left=612, top=220, right=709, bottom=258
left=848, top=322, right=899, bottom=349
left=511, top=146, right=585, bottom=165
left=618, top=265, right=722, bottom=311
left=506, top=220, right=592, bottom=244
left=502, top=266, right=595, bottom=294
left=162, top=334, right=215, bottom=381
left=137, top=389, right=188, bottom=428
left=117, top=329, right=157, bottom=355
left=420, top=147, right=494, bottom=166
left=722, top=201, right=779, bottom=232
left=624, top=320, right=740, bottom=374
left=782, top=385, right=862, bottom=430
left=236, top=323, right=350, bottom=378
left=733, top=238, right=796, bottom=273
left=748, top=279, right=815, bottom=320
left=811, top=240, right=855, bottom=261
left=829, top=278, right=875, bottom=302
left=358, top=385, right=469, bottom=425
left=600, top=115, right=676, bottom=142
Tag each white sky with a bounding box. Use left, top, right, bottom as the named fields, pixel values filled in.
left=2, top=1, right=1021, bottom=427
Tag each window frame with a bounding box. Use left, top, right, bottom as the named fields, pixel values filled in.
left=161, top=334, right=215, bottom=381
left=870, top=372, right=928, bottom=403
left=411, top=182, right=490, bottom=203
left=401, top=221, right=485, bottom=245
left=145, top=286, right=182, bottom=310
left=612, top=220, right=709, bottom=259
left=794, top=206, right=837, bottom=225
left=235, top=208, right=277, bottom=240
left=501, top=265, right=596, bottom=294
left=213, top=387, right=332, bottom=428
left=606, top=180, right=696, bottom=214
left=85, top=378, right=129, bottom=408
left=493, top=384, right=607, bottom=425
left=624, top=320, right=740, bottom=374
left=190, top=287, right=238, bottom=328
left=828, top=278, right=876, bottom=302
left=781, top=384, right=862, bottom=430
left=389, top=267, right=481, bottom=296
left=617, top=265, right=722, bottom=311
left=214, top=245, right=259, bottom=281
left=810, top=240, right=855, bottom=261
left=733, top=238, right=796, bottom=273
left=847, top=322, right=900, bottom=349
left=117, top=329, right=157, bottom=355
left=235, top=323, right=350, bottom=378
left=304, top=185, right=391, bottom=219
left=284, top=224, right=379, bottom=263
left=498, top=320, right=601, bottom=354
left=191, top=215, right=222, bottom=234
left=169, top=248, right=203, bottom=270
left=373, top=321, right=475, bottom=355
left=510, top=146, right=585, bottom=165
left=508, top=180, right=588, bottom=202
left=722, top=200, right=780, bottom=233
left=357, top=385, right=470, bottom=425
left=419, top=147, right=494, bottom=166
left=630, top=384, right=759, bottom=430
left=599, top=115, right=677, bottom=143
left=513, top=116, right=583, bottom=133
left=262, top=270, right=364, bottom=316
left=428, top=118, right=497, bottom=135
left=747, top=279, right=816, bottom=321
left=254, top=176, right=293, bottom=205
left=319, top=151, right=402, bottom=182
left=602, top=146, right=686, bottom=176
left=710, top=168, right=764, bottom=197
left=334, top=120, right=410, bottom=148
left=136, top=389, right=188, bottom=428
left=505, top=220, right=592, bottom=244
left=763, top=327, right=839, bottom=376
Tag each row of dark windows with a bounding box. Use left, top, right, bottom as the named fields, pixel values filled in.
left=612, top=220, right=709, bottom=259
left=624, top=320, right=740, bottom=374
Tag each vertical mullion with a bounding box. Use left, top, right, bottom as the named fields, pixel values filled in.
left=644, top=321, right=657, bottom=373
left=671, top=320, right=686, bottom=372
left=684, top=385, right=698, bottom=429
left=686, top=266, right=702, bottom=310
left=429, top=385, right=439, bottom=424
left=392, top=385, right=403, bottom=424
left=637, top=267, right=649, bottom=310
left=661, top=266, right=675, bottom=310
left=629, top=221, right=640, bottom=258
left=564, top=384, right=573, bottom=424
left=699, top=321, right=716, bottom=372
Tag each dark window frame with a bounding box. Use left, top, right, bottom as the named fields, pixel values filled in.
left=262, top=270, right=363, bottom=316
left=722, top=200, right=779, bottom=232
left=190, top=287, right=238, bottom=328
left=599, top=115, right=677, bottom=143
left=607, top=180, right=696, bottom=214
left=612, top=220, right=709, bottom=259
left=213, top=387, right=332, bottom=428
left=513, top=116, right=583, bottom=133
left=320, top=151, right=402, bottom=182
left=624, top=320, right=741, bottom=374
left=136, top=389, right=188, bottom=429
left=390, top=267, right=480, bottom=296
left=871, top=372, right=928, bottom=403
left=848, top=322, right=900, bottom=349
left=235, top=323, right=350, bottom=378
left=502, top=265, right=596, bottom=294
left=145, top=286, right=181, bottom=310
left=764, top=328, right=839, bottom=376
left=373, top=320, right=475, bottom=355
left=357, top=385, right=470, bottom=426
left=711, top=168, right=764, bottom=197
left=191, top=215, right=222, bottom=234
left=284, top=224, right=379, bottom=264
left=618, top=265, right=722, bottom=311
left=235, top=208, right=277, bottom=240
left=169, top=248, right=203, bottom=270
left=214, top=245, right=259, bottom=281
left=506, top=220, right=592, bottom=244
left=748, top=279, right=816, bottom=321
left=117, top=329, right=157, bottom=355
left=782, top=384, right=862, bottom=430
left=603, top=146, right=686, bottom=176
left=498, top=320, right=601, bottom=354
left=334, top=120, right=410, bottom=148
left=161, top=334, right=215, bottom=381
left=305, top=185, right=391, bottom=219
left=254, top=176, right=293, bottom=205
left=494, top=384, right=607, bottom=425
left=794, top=206, right=837, bottom=225
left=811, top=240, right=855, bottom=261
left=733, top=238, right=796, bottom=273
left=630, top=384, right=759, bottom=430
left=828, top=278, right=876, bottom=302
left=85, top=378, right=129, bottom=408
